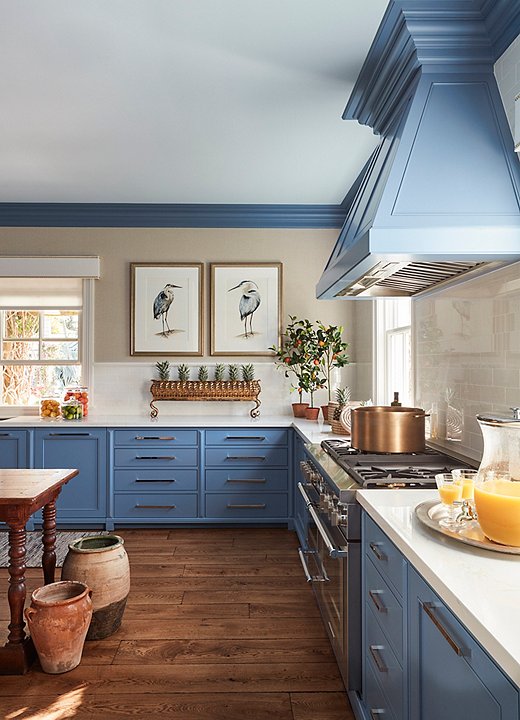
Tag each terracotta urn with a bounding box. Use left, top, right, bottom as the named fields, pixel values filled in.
left=62, top=535, right=130, bottom=640
left=25, top=580, right=92, bottom=674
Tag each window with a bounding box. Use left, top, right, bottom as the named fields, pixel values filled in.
left=374, top=298, right=412, bottom=406
left=0, top=277, right=90, bottom=407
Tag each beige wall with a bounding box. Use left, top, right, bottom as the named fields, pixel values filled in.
left=0, top=226, right=357, bottom=365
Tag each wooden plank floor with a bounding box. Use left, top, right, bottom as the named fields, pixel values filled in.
left=0, top=528, right=355, bottom=719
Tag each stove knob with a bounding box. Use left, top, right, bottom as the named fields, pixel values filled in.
left=320, top=492, right=331, bottom=512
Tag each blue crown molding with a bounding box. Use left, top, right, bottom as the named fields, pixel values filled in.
left=344, top=0, right=520, bottom=136
left=0, top=203, right=347, bottom=229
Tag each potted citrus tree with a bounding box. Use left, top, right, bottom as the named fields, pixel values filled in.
left=316, top=323, right=350, bottom=423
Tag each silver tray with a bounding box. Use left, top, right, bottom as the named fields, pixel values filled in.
left=414, top=500, right=520, bottom=555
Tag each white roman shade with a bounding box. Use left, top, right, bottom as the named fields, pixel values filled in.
left=0, top=277, right=84, bottom=308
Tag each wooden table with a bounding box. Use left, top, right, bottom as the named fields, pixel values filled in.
left=0, top=468, right=78, bottom=674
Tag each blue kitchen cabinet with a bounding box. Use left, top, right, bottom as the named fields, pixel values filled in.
left=293, top=432, right=308, bottom=546
left=110, top=428, right=200, bottom=525
left=408, top=566, right=519, bottom=720
left=33, top=428, right=107, bottom=524
left=0, top=429, right=29, bottom=468
left=204, top=427, right=289, bottom=523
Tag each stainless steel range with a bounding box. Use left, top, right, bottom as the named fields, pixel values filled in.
left=297, top=438, right=473, bottom=693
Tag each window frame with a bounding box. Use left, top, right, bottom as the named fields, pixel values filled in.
left=373, top=297, right=413, bottom=407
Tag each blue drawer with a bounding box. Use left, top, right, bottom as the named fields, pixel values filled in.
left=364, top=514, right=406, bottom=599
left=113, top=429, right=198, bottom=446
left=364, top=648, right=398, bottom=720
left=366, top=603, right=404, bottom=720
left=205, top=428, right=288, bottom=446
left=205, top=492, right=288, bottom=518
left=114, top=447, right=198, bottom=468
left=114, top=492, right=198, bottom=518
left=365, top=553, right=404, bottom=662
left=114, top=469, right=198, bottom=492
left=205, top=468, right=288, bottom=492
left=205, top=447, right=288, bottom=467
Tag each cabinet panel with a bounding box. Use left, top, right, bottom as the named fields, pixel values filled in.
left=205, top=492, right=288, bottom=519
left=114, top=469, right=198, bottom=492
left=113, top=429, right=198, bottom=447
left=34, top=429, right=107, bottom=520
left=364, top=514, right=406, bottom=599
left=409, top=567, right=519, bottom=720
left=366, top=603, right=404, bottom=720
left=114, top=492, right=198, bottom=519
left=205, top=447, right=288, bottom=467
left=114, top=448, right=198, bottom=469
left=205, top=468, right=288, bottom=492
left=0, top=430, right=28, bottom=468
left=205, top=428, right=288, bottom=446
left=365, top=553, right=404, bottom=662
left=364, top=651, right=398, bottom=720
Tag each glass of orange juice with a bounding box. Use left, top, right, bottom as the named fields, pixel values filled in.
left=451, top=469, right=478, bottom=500
left=435, top=472, right=463, bottom=529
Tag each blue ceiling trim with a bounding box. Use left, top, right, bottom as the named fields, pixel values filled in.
left=0, top=203, right=347, bottom=229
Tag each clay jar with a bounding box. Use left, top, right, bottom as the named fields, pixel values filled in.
left=292, top=402, right=309, bottom=418
left=25, top=580, right=92, bottom=674
left=62, top=535, right=130, bottom=640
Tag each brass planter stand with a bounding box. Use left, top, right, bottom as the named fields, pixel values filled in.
left=149, top=380, right=261, bottom=419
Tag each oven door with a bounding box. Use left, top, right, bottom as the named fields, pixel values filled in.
left=297, top=482, right=361, bottom=691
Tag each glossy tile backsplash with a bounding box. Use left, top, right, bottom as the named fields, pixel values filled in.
left=414, top=262, right=520, bottom=461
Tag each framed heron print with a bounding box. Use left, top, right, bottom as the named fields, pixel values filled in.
left=131, top=262, right=203, bottom=356
left=210, top=262, right=282, bottom=356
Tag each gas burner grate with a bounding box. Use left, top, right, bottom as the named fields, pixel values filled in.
left=353, top=465, right=452, bottom=481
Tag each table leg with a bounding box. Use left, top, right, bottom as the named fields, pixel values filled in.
left=0, top=522, right=35, bottom=675
left=7, top=524, right=27, bottom=647
left=42, top=500, right=57, bottom=585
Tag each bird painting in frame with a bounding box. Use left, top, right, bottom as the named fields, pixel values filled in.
left=153, top=283, right=182, bottom=337
left=228, top=280, right=261, bottom=338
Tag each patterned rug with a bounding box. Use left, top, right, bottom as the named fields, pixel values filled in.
left=0, top=531, right=109, bottom=568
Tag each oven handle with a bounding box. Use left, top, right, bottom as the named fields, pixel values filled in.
left=297, top=482, right=348, bottom=559
left=297, top=548, right=329, bottom=583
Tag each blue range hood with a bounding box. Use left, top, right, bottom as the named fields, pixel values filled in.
left=317, top=0, right=520, bottom=298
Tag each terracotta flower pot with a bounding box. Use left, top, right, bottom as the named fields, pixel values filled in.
left=62, top=535, right=130, bottom=640
left=304, top=407, right=320, bottom=421
left=292, top=402, right=309, bottom=418
left=321, top=404, right=331, bottom=424
left=25, top=580, right=92, bottom=674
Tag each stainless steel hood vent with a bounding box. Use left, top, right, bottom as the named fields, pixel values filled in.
left=317, top=0, right=520, bottom=300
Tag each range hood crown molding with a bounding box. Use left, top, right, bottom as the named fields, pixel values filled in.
left=318, top=0, right=520, bottom=300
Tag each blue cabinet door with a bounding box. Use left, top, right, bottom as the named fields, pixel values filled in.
left=409, top=567, right=519, bottom=720
left=0, top=430, right=28, bottom=468
left=34, top=429, right=107, bottom=522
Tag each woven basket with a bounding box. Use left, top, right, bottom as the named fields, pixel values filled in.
left=149, top=379, right=261, bottom=419
left=331, top=417, right=349, bottom=436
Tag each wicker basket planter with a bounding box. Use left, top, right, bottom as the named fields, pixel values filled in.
left=150, top=379, right=261, bottom=419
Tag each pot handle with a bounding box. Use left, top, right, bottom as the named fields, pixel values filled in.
left=24, top=607, right=37, bottom=622
left=414, top=413, right=430, bottom=419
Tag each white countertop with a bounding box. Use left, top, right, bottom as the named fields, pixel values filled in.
left=357, top=489, right=520, bottom=687
left=0, top=414, right=342, bottom=446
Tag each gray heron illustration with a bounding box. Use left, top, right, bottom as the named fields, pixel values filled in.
left=228, top=280, right=261, bottom=338
left=153, top=283, right=181, bottom=336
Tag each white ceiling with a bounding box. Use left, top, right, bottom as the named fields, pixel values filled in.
left=0, top=1, right=387, bottom=204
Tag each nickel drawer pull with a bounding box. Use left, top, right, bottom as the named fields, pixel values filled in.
left=369, top=645, right=388, bottom=673
left=225, top=478, right=267, bottom=484
left=421, top=601, right=468, bottom=657
left=226, top=503, right=266, bottom=509
left=370, top=711, right=385, bottom=719
left=49, top=432, right=91, bottom=437
left=135, top=478, right=175, bottom=483
left=135, top=436, right=175, bottom=441
left=226, top=455, right=266, bottom=461
left=369, top=590, right=387, bottom=614
left=135, top=456, right=176, bottom=460
left=0, top=433, right=11, bottom=437
left=225, top=435, right=266, bottom=441
left=135, top=504, right=176, bottom=509
left=369, top=542, right=387, bottom=562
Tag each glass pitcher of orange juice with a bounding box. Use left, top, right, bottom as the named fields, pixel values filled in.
left=474, top=409, right=520, bottom=546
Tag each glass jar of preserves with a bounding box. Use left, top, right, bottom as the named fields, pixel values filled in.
left=61, top=398, right=84, bottom=421
left=40, top=397, right=61, bottom=419
left=64, top=387, right=89, bottom=417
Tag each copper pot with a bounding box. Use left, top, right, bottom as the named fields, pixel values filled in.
left=350, top=406, right=428, bottom=453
